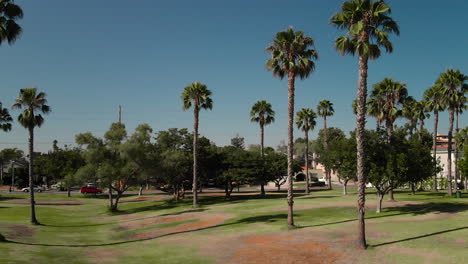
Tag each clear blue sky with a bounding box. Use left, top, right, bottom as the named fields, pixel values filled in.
left=1, top=0, right=467, bottom=152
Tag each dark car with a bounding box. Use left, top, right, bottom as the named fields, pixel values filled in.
left=80, top=185, right=102, bottom=194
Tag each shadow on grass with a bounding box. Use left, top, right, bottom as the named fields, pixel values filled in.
left=384, top=202, right=468, bottom=215
left=0, top=196, right=22, bottom=201
left=372, top=226, right=468, bottom=247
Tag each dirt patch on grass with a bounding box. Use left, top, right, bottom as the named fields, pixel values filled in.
left=130, top=214, right=230, bottom=240
left=229, top=234, right=341, bottom=264
left=119, top=215, right=193, bottom=229
left=86, top=248, right=122, bottom=264
left=9, top=199, right=82, bottom=205
left=2, top=224, right=36, bottom=239
left=120, top=195, right=171, bottom=203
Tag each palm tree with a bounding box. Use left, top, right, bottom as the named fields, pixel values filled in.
left=181, top=82, right=213, bottom=208
left=12, top=88, right=51, bottom=225
left=402, top=96, right=417, bottom=136
left=424, top=84, right=446, bottom=191
left=331, top=0, right=399, bottom=249
left=250, top=100, right=275, bottom=196
left=317, top=100, right=334, bottom=189
left=0, top=102, right=13, bottom=132
left=370, top=78, right=407, bottom=201
left=437, top=69, right=468, bottom=196
left=295, top=108, right=317, bottom=194
left=366, top=98, right=385, bottom=130
left=266, top=27, right=318, bottom=227
left=0, top=0, right=23, bottom=46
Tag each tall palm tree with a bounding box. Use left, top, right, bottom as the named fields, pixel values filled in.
left=424, top=84, right=446, bottom=191
left=250, top=100, right=275, bottom=196
left=295, top=108, right=317, bottom=195
left=0, top=0, right=23, bottom=46
left=266, top=27, right=318, bottom=227
left=12, top=88, right=50, bottom=225
left=0, top=102, right=13, bottom=132
left=331, top=0, right=399, bottom=249
left=181, top=82, right=213, bottom=208
left=437, top=69, right=467, bottom=196
left=402, top=96, right=417, bottom=136
left=370, top=78, right=407, bottom=201
left=317, top=100, right=334, bottom=189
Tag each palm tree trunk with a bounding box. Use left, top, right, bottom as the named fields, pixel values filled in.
left=447, top=108, right=454, bottom=196
left=305, top=130, right=310, bottom=194
left=454, top=111, right=459, bottom=190
left=386, top=120, right=395, bottom=201
left=356, top=54, right=369, bottom=249
left=286, top=72, right=295, bottom=228
left=193, top=108, right=199, bottom=207
left=28, top=126, right=38, bottom=225
left=419, top=119, right=424, bottom=138
left=260, top=123, right=265, bottom=196
left=433, top=110, right=439, bottom=191
left=324, top=116, right=332, bottom=190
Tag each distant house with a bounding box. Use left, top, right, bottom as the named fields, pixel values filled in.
left=432, top=134, right=463, bottom=181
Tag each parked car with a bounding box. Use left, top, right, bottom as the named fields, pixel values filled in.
left=51, top=182, right=65, bottom=191
left=21, top=186, right=46, bottom=193
left=80, top=185, right=102, bottom=194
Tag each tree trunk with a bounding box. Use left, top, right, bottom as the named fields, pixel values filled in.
left=356, top=54, right=369, bottom=249
left=447, top=108, right=454, bottom=196
left=28, top=126, right=38, bottom=225
left=0, top=163, right=3, bottom=182
left=419, top=119, right=424, bottom=137
left=260, top=123, right=266, bottom=196
left=193, top=108, right=199, bottom=207
left=454, top=111, right=459, bottom=190
left=386, top=120, right=396, bottom=202
left=343, top=180, right=348, bottom=196
left=108, top=184, right=114, bottom=210
left=138, top=185, right=143, bottom=197
left=376, top=192, right=384, bottom=213
left=9, top=163, right=14, bottom=192
left=305, top=130, right=310, bottom=194
left=411, top=183, right=415, bottom=195
left=388, top=189, right=395, bottom=201
left=286, top=72, right=295, bottom=228
left=67, top=188, right=71, bottom=197
left=433, top=110, right=439, bottom=191
left=113, top=192, right=122, bottom=211
left=324, top=116, right=332, bottom=190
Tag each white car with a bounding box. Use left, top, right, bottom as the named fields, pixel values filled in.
left=21, top=186, right=45, bottom=193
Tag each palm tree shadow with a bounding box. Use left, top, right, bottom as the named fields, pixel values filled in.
left=372, top=226, right=468, bottom=247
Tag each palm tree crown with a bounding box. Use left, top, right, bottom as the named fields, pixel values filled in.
left=317, top=100, right=334, bottom=118
left=370, top=78, right=408, bottom=124
left=424, top=84, right=446, bottom=113
left=437, top=69, right=468, bottom=107
left=12, top=88, right=51, bottom=129
left=0, top=0, right=23, bottom=46
left=331, top=0, right=399, bottom=60
left=182, top=82, right=213, bottom=111
left=250, top=100, right=275, bottom=127
left=266, top=27, right=318, bottom=79
left=0, top=102, right=13, bottom=132
left=296, top=108, right=317, bottom=132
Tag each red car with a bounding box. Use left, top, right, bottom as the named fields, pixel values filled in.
left=80, top=185, right=102, bottom=194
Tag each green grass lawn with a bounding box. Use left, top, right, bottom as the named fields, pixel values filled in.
left=0, top=189, right=467, bottom=264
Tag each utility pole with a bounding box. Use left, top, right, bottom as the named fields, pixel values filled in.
left=118, top=105, right=122, bottom=124
left=9, top=162, right=14, bottom=192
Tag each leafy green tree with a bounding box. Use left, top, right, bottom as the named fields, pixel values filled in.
left=455, top=127, right=468, bottom=190
left=266, top=27, right=318, bottom=227
left=413, top=100, right=430, bottom=137
left=0, top=102, right=13, bottom=132
left=315, top=127, right=346, bottom=191
left=182, top=82, right=213, bottom=207
left=317, top=100, right=334, bottom=189
left=12, top=88, right=51, bottom=225
left=295, top=108, right=317, bottom=194
left=437, top=69, right=468, bottom=195
left=0, top=148, right=22, bottom=185
left=424, top=84, right=446, bottom=190
left=402, top=96, right=417, bottom=136
left=333, top=136, right=358, bottom=195
left=250, top=100, right=275, bottom=196
left=230, top=134, right=245, bottom=150
left=331, top=0, right=399, bottom=247
left=454, top=92, right=467, bottom=187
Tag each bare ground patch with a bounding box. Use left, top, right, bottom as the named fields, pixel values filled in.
left=1, top=224, right=36, bottom=240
